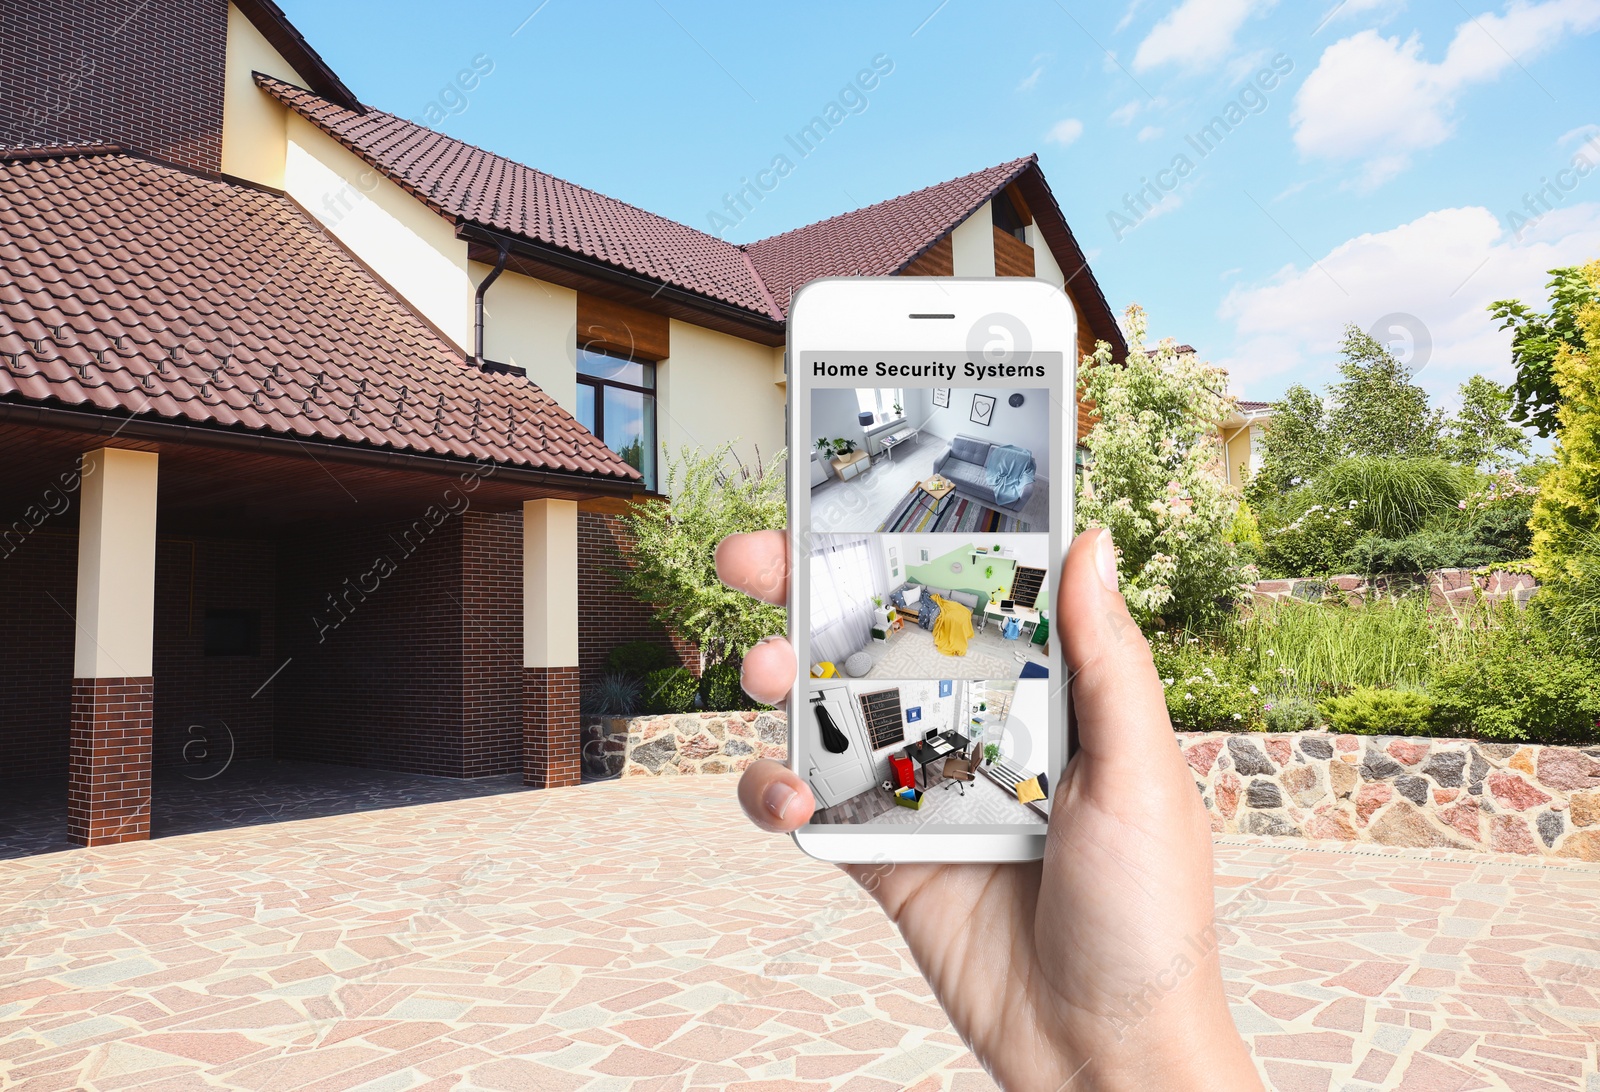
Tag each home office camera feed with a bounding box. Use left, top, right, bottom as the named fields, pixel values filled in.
left=806, top=679, right=1051, bottom=826
left=810, top=387, right=1049, bottom=533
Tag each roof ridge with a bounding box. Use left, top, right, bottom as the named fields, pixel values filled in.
left=256, top=73, right=751, bottom=258
left=744, top=154, right=1036, bottom=249
left=0, top=142, right=126, bottom=161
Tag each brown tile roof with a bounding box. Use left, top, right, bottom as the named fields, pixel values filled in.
left=257, top=75, right=782, bottom=321
left=1237, top=400, right=1272, bottom=412
left=0, top=148, right=640, bottom=481
left=743, top=157, right=1034, bottom=314
left=256, top=75, right=1122, bottom=344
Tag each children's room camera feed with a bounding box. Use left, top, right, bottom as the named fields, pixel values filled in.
left=805, top=679, right=1051, bottom=826
left=810, top=387, right=1049, bottom=533
left=808, top=533, right=1051, bottom=682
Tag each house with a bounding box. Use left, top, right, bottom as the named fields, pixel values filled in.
left=0, top=0, right=1125, bottom=847
left=1221, top=400, right=1274, bottom=489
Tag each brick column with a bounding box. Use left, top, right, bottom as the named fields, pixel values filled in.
left=69, top=448, right=158, bottom=846
left=523, top=499, right=580, bottom=788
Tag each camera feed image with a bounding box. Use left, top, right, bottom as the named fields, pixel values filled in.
left=804, top=679, right=1050, bottom=826
left=809, top=387, right=1049, bottom=533
left=809, top=533, right=1051, bottom=682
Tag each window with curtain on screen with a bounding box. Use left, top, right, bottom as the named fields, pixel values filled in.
left=855, top=388, right=902, bottom=424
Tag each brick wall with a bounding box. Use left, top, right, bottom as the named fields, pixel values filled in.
left=153, top=536, right=276, bottom=771
left=2, top=0, right=230, bottom=173
left=68, top=676, right=153, bottom=845
left=578, top=512, right=697, bottom=688
left=525, top=665, right=580, bottom=788
left=0, top=531, right=76, bottom=779
left=274, top=516, right=466, bottom=776
left=461, top=511, right=523, bottom=777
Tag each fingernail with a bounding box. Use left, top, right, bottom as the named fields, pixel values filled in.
left=764, top=781, right=798, bottom=821
left=1095, top=531, right=1119, bottom=594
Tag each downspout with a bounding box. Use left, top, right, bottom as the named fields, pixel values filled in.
left=474, top=241, right=510, bottom=369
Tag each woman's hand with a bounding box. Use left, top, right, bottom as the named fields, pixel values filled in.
left=715, top=527, right=1262, bottom=1092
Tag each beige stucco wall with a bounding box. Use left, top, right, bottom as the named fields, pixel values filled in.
left=1223, top=423, right=1263, bottom=487
left=219, top=3, right=306, bottom=187
left=476, top=264, right=579, bottom=411
left=658, top=320, right=785, bottom=469
left=523, top=499, right=578, bottom=668
left=951, top=200, right=996, bottom=277
left=74, top=449, right=158, bottom=679
left=283, top=113, right=473, bottom=350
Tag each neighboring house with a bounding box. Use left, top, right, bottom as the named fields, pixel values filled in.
left=0, top=0, right=1126, bottom=846
left=1221, top=400, right=1274, bottom=489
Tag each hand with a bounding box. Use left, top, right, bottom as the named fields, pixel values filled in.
left=715, top=527, right=1262, bottom=1092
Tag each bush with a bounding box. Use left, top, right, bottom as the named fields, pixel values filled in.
left=1264, top=696, right=1321, bottom=732
left=606, top=641, right=678, bottom=678
left=1318, top=688, right=1435, bottom=735
left=581, top=672, right=643, bottom=718
left=1150, top=634, right=1266, bottom=731
left=641, top=667, right=699, bottom=714
left=1429, top=601, right=1600, bottom=743
left=1316, top=456, right=1467, bottom=539
left=700, top=662, right=751, bottom=711
left=1258, top=495, right=1366, bottom=577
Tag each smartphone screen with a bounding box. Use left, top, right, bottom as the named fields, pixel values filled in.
left=787, top=279, right=1073, bottom=862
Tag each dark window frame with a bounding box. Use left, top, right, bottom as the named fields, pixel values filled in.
left=576, top=346, right=657, bottom=489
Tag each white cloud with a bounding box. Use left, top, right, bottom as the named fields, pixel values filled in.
left=1137, top=124, right=1165, bottom=141
left=1015, top=66, right=1044, bottom=92
left=1314, top=0, right=1402, bottom=30
left=1216, top=202, right=1600, bottom=399
left=1047, top=118, right=1085, bottom=146
left=1293, top=0, right=1600, bottom=186
left=1133, top=0, right=1278, bottom=72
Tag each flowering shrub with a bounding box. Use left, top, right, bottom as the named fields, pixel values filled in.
left=1258, top=498, right=1365, bottom=578
left=1149, top=633, right=1266, bottom=731
left=1077, top=306, right=1255, bottom=631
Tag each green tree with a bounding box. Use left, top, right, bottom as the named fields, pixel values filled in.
left=1531, top=260, right=1600, bottom=592
left=1077, top=305, right=1252, bottom=632
left=1245, top=383, right=1332, bottom=505
left=1490, top=264, right=1600, bottom=437
left=1441, top=375, right=1531, bottom=471
left=612, top=442, right=786, bottom=670
left=1327, top=325, right=1443, bottom=459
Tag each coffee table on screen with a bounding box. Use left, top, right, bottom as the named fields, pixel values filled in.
left=917, top=476, right=957, bottom=520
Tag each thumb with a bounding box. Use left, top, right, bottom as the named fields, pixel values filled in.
left=1058, top=529, right=1179, bottom=778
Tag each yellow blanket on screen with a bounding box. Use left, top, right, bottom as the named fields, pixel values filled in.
left=931, top=594, right=973, bottom=656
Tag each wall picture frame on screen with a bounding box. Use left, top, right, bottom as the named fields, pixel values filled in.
left=970, top=393, right=995, bottom=426
left=932, top=387, right=950, bottom=408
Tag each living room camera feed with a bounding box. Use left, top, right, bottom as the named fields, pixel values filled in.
left=804, top=679, right=1050, bottom=826
left=809, top=387, right=1049, bottom=534
left=808, top=533, right=1051, bottom=682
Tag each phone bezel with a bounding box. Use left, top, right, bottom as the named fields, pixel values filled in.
left=786, top=277, right=1077, bottom=864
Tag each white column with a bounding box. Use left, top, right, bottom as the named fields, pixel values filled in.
left=74, top=448, right=158, bottom=678
left=522, top=498, right=578, bottom=668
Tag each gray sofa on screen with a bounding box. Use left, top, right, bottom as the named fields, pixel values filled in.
left=933, top=434, right=1036, bottom=512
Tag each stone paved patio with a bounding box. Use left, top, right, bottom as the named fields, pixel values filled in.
left=1, top=776, right=1597, bottom=1090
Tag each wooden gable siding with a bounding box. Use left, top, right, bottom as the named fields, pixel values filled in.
left=898, top=234, right=953, bottom=276
left=993, top=227, right=1035, bottom=277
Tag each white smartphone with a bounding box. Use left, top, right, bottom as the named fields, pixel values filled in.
left=786, top=277, right=1076, bottom=864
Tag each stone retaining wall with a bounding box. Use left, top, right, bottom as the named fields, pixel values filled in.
left=622, top=711, right=788, bottom=776
left=1252, top=569, right=1535, bottom=613
left=1181, top=732, right=1600, bottom=861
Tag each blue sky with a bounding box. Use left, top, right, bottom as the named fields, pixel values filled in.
left=281, top=0, right=1600, bottom=406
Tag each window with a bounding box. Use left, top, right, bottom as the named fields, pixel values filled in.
left=576, top=347, right=656, bottom=489
left=992, top=190, right=1027, bottom=240
left=858, top=687, right=906, bottom=750
left=855, top=388, right=902, bottom=425
left=809, top=538, right=876, bottom=630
